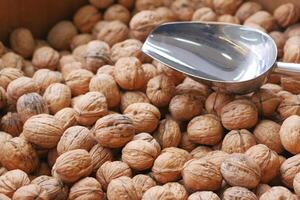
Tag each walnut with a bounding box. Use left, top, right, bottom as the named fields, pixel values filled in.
left=281, top=76, right=300, bottom=94
left=96, top=161, right=132, bottom=191
left=9, top=28, right=35, bottom=58
left=89, top=144, right=113, bottom=172
left=72, top=44, right=87, bottom=65
left=59, top=54, right=77, bottom=67
left=69, top=177, right=104, bottom=200
left=274, top=3, right=299, bottom=28
left=0, top=112, right=23, bottom=137
left=142, top=185, right=176, bottom=199
left=118, top=0, right=135, bottom=8
left=152, top=147, right=191, bottom=184
left=47, top=21, right=78, bottom=50
left=220, top=99, right=258, bottom=130
left=269, top=31, right=287, bottom=58
left=32, top=69, right=62, bottom=94
left=133, top=132, right=161, bottom=151
left=187, top=114, right=223, bottom=145
left=218, top=14, right=240, bottom=24
left=114, top=57, right=146, bottom=90
left=52, top=149, right=92, bottom=183
left=23, top=114, right=64, bottom=149
left=235, top=2, right=262, bottom=23
left=43, top=83, right=71, bottom=114
left=97, top=20, right=129, bottom=46
left=111, top=39, right=146, bottom=63
left=57, top=125, right=95, bottom=155
left=154, top=116, right=181, bottom=149
left=155, top=6, right=177, bottom=22
left=221, top=153, right=261, bottom=189
left=283, top=36, right=300, bottom=63
left=188, top=191, right=220, bottom=200
left=54, top=107, right=77, bottom=130
left=244, top=11, right=276, bottom=32
left=1, top=52, right=24, bottom=69
left=65, top=69, right=93, bottom=96
left=120, top=91, right=150, bottom=112
left=254, top=184, right=271, bottom=198
left=89, top=0, right=113, bottom=8
left=294, top=173, right=300, bottom=197
left=132, top=175, right=156, bottom=199
left=261, top=83, right=283, bottom=94
left=89, top=74, right=120, bottom=108
left=190, top=146, right=212, bottom=159
left=22, top=61, right=36, bottom=77
left=179, top=131, right=196, bottom=152
left=277, top=94, right=300, bottom=120
left=130, top=10, right=163, bottom=41
left=107, top=176, right=138, bottom=200
left=84, top=40, right=111, bottom=73
left=146, top=74, right=176, bottom=107
left=285, top=23, right=300, bottom=38
left=170, top=0, right=195, bottom=21
left=192, top=7, right=218, bottom=22
left=92, top=21, right=109, bottom=38
left=154, top=61, right=185, bottom=85
left=205, top=92, right=233, bottom=116
left=124, top=103, right=161, bottom=133
left=0, top=169, right=30, bottom=197
left=73, top=5, right=102, bottom=33
left=32, top=47, right=59, bottom=70
left=12, top=184, right=49, bottom=200
left=280, top=115, right=300, bottom=154
left=31, top=175, right=68, bottom=200
left=0, top=194, right=10, bottom=200
left=97, top=65, right=115, bottom=77
left=73, top=92, right=108, bottom=126
left=260, top=186, right=297, bottom=200
left=135, top=0, right=162, bottom=11
left=104, top=4, right=131, bottom=24
left=182, top=158, right=222, bottom=192
left=162, top=182, right=188, bottom=200
left=70, top=34, right=92, bottom=50
left=246, top=144, right=280, bottom=183
left=0, top=131, right=12, bottom=144
left=213, top=0, right=242, bottom=15
left=222, top=186, right=257, bottom=200
left=142, top=63, right=159, bottom=83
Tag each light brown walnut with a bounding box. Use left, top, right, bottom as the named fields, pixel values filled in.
left=294, top=173, right=300, bottom=197
left=89, top=0, right=113, bottom=9
left=69, top=177, right=104, bottom=200
left=32, top=47, right=59, bottom=70
left=142, top=185, right=176, bottom=200
left=132, top=175, right=156, bottom=199
left=1, top=52, right=24, bottom=69
left=155, top=6, right=177, bottom=22
left=104, top=4, right=131, bottom=24
left=97, top=65, right=115, bottom=77
left=283, top=36, right=300, bottom=63
left=254, top=184, right=271, bottom=198
left=218, top=14, right=240, bottom=24
left=280, top=153, right=300, bottom=188
left=190, top=146, right=212, bottom=159
left=206, top=92, right=233, bottom=117
left=73, top=5, right=102, bottom=33
left=107, top=176, right=138, bottom=200
left=12, top=184, right=49, bottom=200
left=179, top=131, right=197, bottom=152
left=260, top=186, right=297, bottom=200
left=9, top=28, right=35, bottom=58
left=244, top=11, right=276, bottom=32
left=285, top=23, right=300, bottom=38
left=32, top=69, right=62, bottom=94
left=188, top=191, right=220, bottom=200
left=54, top=107, right=77, bottom=130
left=0, top=68, right=23, bottom=90
left=162, top=182, right=188, bottom=200
left=120, top=91, right=150, bottom=112
left=222, top=186, right=257, bottom=200
left=70, top=34, right=93, bottom=50
left=65, top=69, right=93, bottom=96
left=0, top=131, right=12, bottom=144
left=0, top=112, right=23, bottom=137
left=192, top=7, right=217, bottom=22
left=274, top=3, right=300, bottom=28
left=118, top=0, right=135, bottom=8
left=171, top=0, right=195, bottom=21
left=235, top=1, right=262, bottom=22
left=154, top=61, right=185, bottom=85
left=89, top=144, right=113, bottom=172
left=280, top=115, right=300, bottom=154
left=213, top=0, right=242, bottom=15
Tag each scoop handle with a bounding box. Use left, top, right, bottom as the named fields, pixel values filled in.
left=274, top=62, right=300, bottom=77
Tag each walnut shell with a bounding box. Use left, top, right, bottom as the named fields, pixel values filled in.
left=283, top=36, right=300, bottom=63
left=235, top=1, right=262, bottom=22
left=120, top=91, right=150, bottom=112
left=70, top=34, right=93, bottom=50
left=119, top=0, right=135, bottom=8
left=0, top=194, right=10, bottom=200
left=69, top=177, right=104, bottom=200
left=54, top=107, right=77, bottom=130
left=111, top=39, right=145, bottom=63
left=142, top=185, right=176, bottom=200
left=104, top=4, right=131, bottom=24
left=179, top=131, right=197, bottom=152
left=187, top=114, right=223, bottom=145
left=96, top=161, right=132, bottom=191
left=142, top=63, right=159, bottom=84
left=89, top=0, right=113, bottom=9
left=107, top=176, right=138, bottom=200
left=132, top=175, right=156, bottom=199
left=52, top=149, right=92, bottom=183
left=124, top=102, right=161, bottom=133
left=274, top=3, right=299, bottom=28
left=277, top=94, right=300, bottom=120
left=0, top=68, right=23, bottom=90
left=32, top=69, right=63, bottom=94
left=89, top=144, right=113, bottom=172
left=9, top=28, right=35, bottom=58
left=244, top=11, right=275, bottom=32
left=204, top=150, right=229, bottom=169
left=182, top=158, right=222, bottom=192
left=170, top=0, right=195, bottom=21
left=260, top=186, right=296, bottom=200
left=285, top=23, right=300, bottom=38
left=294, top=173, right=300, bottom=197
left=0, top=137, right=38, bottom=173
left=0, top=169, right=30, bottom=197
left=218, top=14, right=240, bottom=24
left=0, top=112, right=23, bottom=137
left=114, top=57, right=146, bottom=90
left=152, top=147, right=191, bottom=184
left=281, top=76, right=300, bottom=94
left=155, top=6, right=177, bottom=22
left=222, top=186, right=257, bottom=200
left=12, top=184, right=49, bottom=200
left=162, top=182, right=188, bottom=200
left=280, top=115, right=300, bottom=154
left=73, top=5, right=102, bottom=33
left=96, top=64, right=115, bottom=77
left=254, top=184, right=271, bottom=198
left=0, top=131, right=12, bottom=144
left=154, top=61, right=185, bottom=85
left=205, top=92, right=233, bottom=116
left=213, top=0, right=242, bottom=15
left=22, top=61, right=36, bottom=77
left=32, top=47, right=59, bottom=70
left=269, top=31, right=287, bottom=58
left=93, top=114, right=135, bottom=148
left=65, top=69, right=93, bottom=96
left=1, top=52, right=24, bottom=69
left=280, top=153, right=300, bottom=188
left=135, top=0, right=163, bottom=11
left=220, top=99, right=258, bottom=130
left=192, top=7, right=217, bottom=22
left=188, top=191, right=220, bottom=200
left=57, top=125, right=95, bottom=155
left=43, top=83, right=71, bottom=114
left=190, top=146, right=212, bottom=159
left=221, top=129, right=256, bottom=154
left=221, top=153, right=261, bottom=189
left=23, top=114, right=64, bottom=149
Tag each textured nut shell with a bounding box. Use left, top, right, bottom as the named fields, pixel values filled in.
left=155, top=61, right=185, bottom=85
left=205, top=92, right=233, bottom=116
left=73, top=5, right=101, bottom=33
left=0, top=194, right=10, bottom=200
left=255, top=184, right=271, bottom=198
left=70, top=34, right=92, bottom=51
left=179, top=131, right=197, bottom=152
left=162, top=182, right=188, bottom=200
left=260, top=186, right=296, bottom=200
left=0, top=112, right=23, bottom=137
left=10, top=28, right=35, bottom=58
left=65, top=69, right=93, bottom=96
left=274, top=3, right=299, bottom=28
left=281, top=76, right=300, bottom=94
left=294, top=173, right=300, bottom=197
left=280, top=154, right=300, bottom=188
left=12, top=184, right=49, bottom=200
left=89, top=0, right=113, bottom=9
left=60, top=61, right=82, bottom=78
left=218, top=14, right=240, bottom=24
left=135, top=0, right=163, bottom=11
left=89, top=144, right=113, bottom=172
left=52, top=149, right=92, bottom=183
left=23, top=114, right=64, bottom=149
left=222, top=186, right=257, bottom=200
left=0, top=169, right=30, bottom=197
left=142, top=185, right=176, bottom=199
left=120, top=91, right=150, bottom=112
left=0, top=68, right=24, bottom=90
left=54, top=108, right=77, bottom=130
left=111, top=39, right=145, bottom=63
left=142, top=63, right=159, bottom=84
left=107, top=176, right=138, bottom=200
left=32, top=69, right=63, bottom=94
left=277, top=94, right=300, bottom=120
left=0, top=131, right=12, bottom=144
left=213, top=0, right=242, bottom=15
left=96, top=161, right=132, bottom=191
left=221, top=153, right=261, bottom=189
left=182, top=158, right=222, bottom=192
left=32, top=47, right=59, bottom=70
left=93, top=114, right=135, bottom=148
left=1, top=52, right=24, bottom=69
left=269, top=31, right=287, bottom=58
left=280, top=115, right=300, bottom=154
left=132, top=175, right=156, bottom=199
left=235, top=2, right=262, bottom=22
left=170, top=0, right=195, bottom=21
left=97, top=65, right=115, bottom=77
left=188, top=191, right=220, bottom=200
left=104, top=4, right=131, bottom=24
left=244, top=11, right=275, bottom=32
left=192, top=7, right=218, bottom=22
left=69, top=177, right=104, bottom=200
left=190, top=146, right=212, bottom=159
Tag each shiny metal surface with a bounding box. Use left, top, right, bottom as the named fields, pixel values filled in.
left=142, top=22, right=300, bottom=94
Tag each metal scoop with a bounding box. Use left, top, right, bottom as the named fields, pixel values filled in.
left=142, top=22, right=300, bottom=94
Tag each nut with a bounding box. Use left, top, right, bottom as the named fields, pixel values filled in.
left=192, top=7, right=218, bottom=22
left=69, top=177, right=104, bottom=200
left=132, top=175, right=156, bottom=199
left=142, top=63, right=159, bottom=84
left=32, top=69, right=63, bottom=94
left=213, top=0, right=242, bottom=15
left=222, top=186, right=257, bottom=200
left=179, top=131, right=197, bottom=152
left=280, top=115, right=300, bottom=154
left=65, top=69, right=93, bottom=96
left=273, top=3, right=300, bottom=28
left=9, top=28, right=35, bottom=58
left=1, top=52, right=24, bottom=69
left=0, top=131, right=12, bottom=144
left=205, top=92, right=233, bottom=116
left=32, top=47, right=59, bottom=70
left=285, top=23, right=300, bottom=38
left=188, top=191, right=220, bottom=200
left=0, top=68, right=23, bottom=90
left=281, top=76, right=300, bottom=94
left=70, top=34, right=93, bottom=50
left=89, top=144, right=113, bottom=172
left=235, top=1, right=262, bottom=22
left=294, top=173, right=300, bottom=197
left=142, top=185, right=176, bottom=199
left=12, top=184, right=49, bottom=200
left=111, top=39, right=145, bottom=63
left=283, top=36, right=300, bottom=63
left=260, top=186, right=297, bottom=200
left=254, top=184, right=271, bottom=198
left=104, top=4, right=131, bottom=24
left=281, top=153, right=300, bottom=189
left=54, top=107, right=77, bottom=130
left=107, top=176, right=138, bottom=200
left=73, top=5, right=102, bottom=33
left=72, top=44, right=87, bottom=66
left=135, top=0, right=163, bottom=11
left=120, top=91, right=150, bottom=112
left=162, top=182, right=188, bottom=200
left=89, top=0, right=113, bottom=9
left=154, top=61, right=185, bottom=85
left=269, top=31, right=287, bottom=58
left=97, top=64, right=115, bottom=77
left=218, top=14, right=240, bottom=24
left=155, top=7, right=177, bottom=22
left=190, top=146, right=212, bottom=159
left=244, top=11, right=275, bottom=32
left=171, top=0, right=195, bottom=21
left=204, top=150, right=229, bottom=168
left=0, top=112, right=23, bottom=137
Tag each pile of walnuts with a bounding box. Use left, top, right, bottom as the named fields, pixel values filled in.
left=1, top=0, right=300, bottom=199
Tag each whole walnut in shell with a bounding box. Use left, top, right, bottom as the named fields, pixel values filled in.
left=277, top=93, right=300, bottom=120
left=17, top=92, right=49, bottom=123
left=47, top=21, right=78, bottom=50
left=192, top=7, right=217, bottom=22
left=107, top=176, right=138, bottom=200
left=255, top=184, right=271, bottom=198
left=280, top=115, right=300, bottom=154
left=0, top=194, right=10, bottom=200
left=119, top=0, right=135, bottom=8
left=32, top=69, right=63, bottom=94
left=260, top=186, right=297, bottom=200
left=92, top=114, right=135, bottom=148
left=0, top=112, right=23, bottom=137
left=294, top=173, right=300, bottom=197
left=285, top=23, right=300, bottom=38
left=152, top=147, right=191, bottom=184
left=69, top=177, right=104, bottom=200
left=269, top=31, right=287, bottom=58
left=65, top=69, right=93, bottom=96
left=57, top=125, right=95, bottom=155
left=0, top=131, right=12, bottom=144
left=22, top=114, right=64, bottom=149
left=221, top=153, right=261, bottom=189
left=280, top=154, right=300, bottom=187
left=274, top=3, right=299, bottom=28
left=9, top=28, right=35, bottom=58
left=235, top=1, right=262, bottom=22
left=52, top=149, right=92, bottom=183
left=171, top=0, right=195, bottom=21
left=0, top=68, right=23, bottom=90
left=70, top=33, right=93, bottom=50
left=120, top=91, right=150, bottom=112
left=73, top=5, right=102, bottom=33
left=132, top=175, right=157, bottom=199
left=155, top=6, right=177, bottom=23
left=32, top=47, right=59, bottom=70
left=104, top=4, right=131, bottom=24
left=281, top=76, right=300, bottom=94
left=245, top=144, right=280, bottom=183
left=187, top=114, right=223, bottom=145
left=142, top=185, right=176, bottom=200
left=244, top=11, right=275, bottom=32
left=154, top=61, right=185, bottom=85
left=179, top=131, right=197, bottom=152
left=222, top=186, right=257, bottom=200
left=190, top=146, right=212, bottom=159
left=221, top=129, right=256, bottom=154
left=188, top=191, right=220, bottom=200
left=0, top=169, right=30, bottom=197
left=135, top=0, right=163, bottom=11
left=96, top=161, right=132, bottom=191
left=1, top=52, right=24, bottom=69
left=162, top=182, right=188, bottom=200
left=12, top=184, right=49, bottom=200
left=205, top=92, right=233, bottom=116
left=89, top=144, right=113, bottom=172
left=54, top=107, right=77, bottom=130
left=221, top=99, right=258, bottom=130
left=124, top=102, right=161, bottom=133
left=283, top=36, right=300, bottom=63
left=182, top=158, right=222, bottom=192
left=0, top=137, right=38, bottom=174
left=73, top=92, right=108, bottom=126
left=218, top=14, right=240, bottom=24
left=97, top=64, right=115, bottom=77
left=142, top=63, right=159, bottom=84
left=213, top=0, right=242, bottom=15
